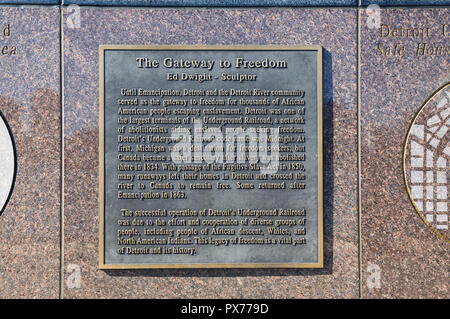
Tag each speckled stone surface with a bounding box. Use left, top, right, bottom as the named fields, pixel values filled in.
left=63, top=0, right=357, bottom=6
left=361, top=0, right=450, bottom=5
left=0, top=7, right=60, bottom=298
left=0, top=0, right=58, bottom=3
left=63, top=7, right=358, bottom=298
left=360, top=8, right=449, bottom=298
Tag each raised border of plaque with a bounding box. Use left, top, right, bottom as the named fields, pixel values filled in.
left=98, top=45, right=323, bottom=269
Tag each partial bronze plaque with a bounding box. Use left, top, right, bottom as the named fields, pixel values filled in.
left=99, top=45, right=323, bottom=268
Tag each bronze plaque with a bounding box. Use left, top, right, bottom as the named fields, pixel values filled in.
left=99, top=45, right=323, bottom=268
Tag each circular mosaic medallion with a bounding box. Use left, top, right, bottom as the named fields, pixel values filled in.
left=404, top=83, right=450, bottom=243
left=0, top=111, right=16, bottom=216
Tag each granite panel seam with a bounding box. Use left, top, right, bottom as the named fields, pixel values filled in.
left=59, top=4, right=65, bottom=300
left=356, top=7, right=362, bottom=300
left=0, top=2, right=449, bottom=7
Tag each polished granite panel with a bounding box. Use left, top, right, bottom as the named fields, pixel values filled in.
left=63, top=7, right=358, bottom=298
left=0, top=0, right=58, bottom=3
left=361, top=0, right=450, bottom=5
left=0, top=7, right=60, bottom=298
left=63, top=0, right=357, bottom=6
left=360, top=8, right=449, bottom=298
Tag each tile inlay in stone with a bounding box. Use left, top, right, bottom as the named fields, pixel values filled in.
left=404, top=83, right=450, bottom=242
left=0, top=111, right=15, bottom=216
